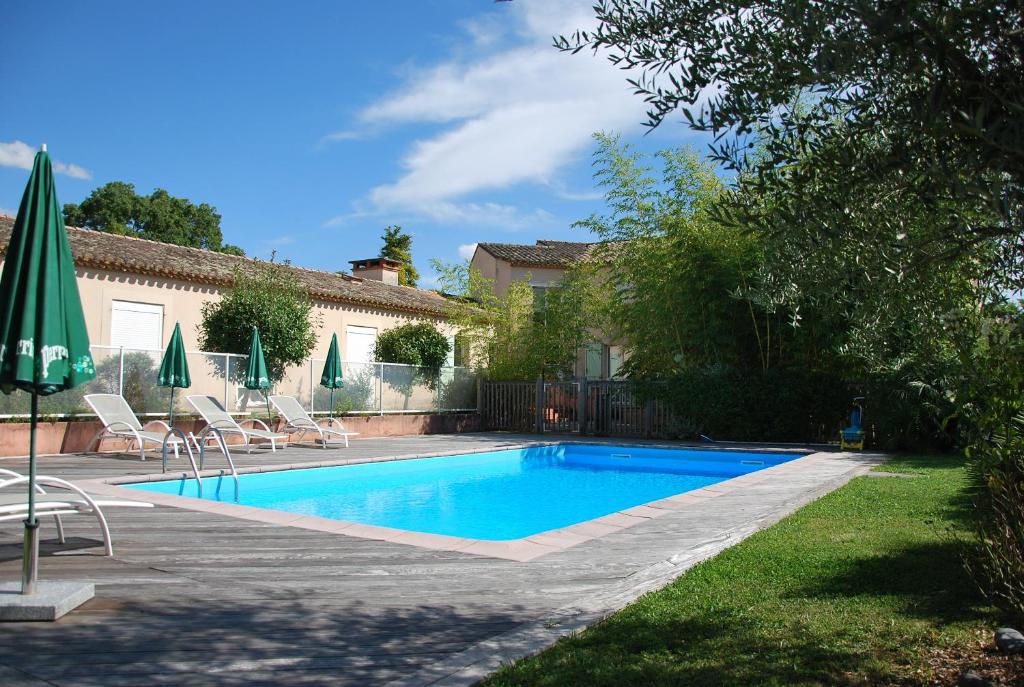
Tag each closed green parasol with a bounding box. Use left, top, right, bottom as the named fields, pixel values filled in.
left=0, top=146, right=96, bottom=595
left=320, top=332, right=344, bottom=420
left=244, top=327, right=272, bottom=420
left=157, top=322, right=190, bottom=423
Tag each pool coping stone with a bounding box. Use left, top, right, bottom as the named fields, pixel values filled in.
left=77, top=441, right=838, bottom=563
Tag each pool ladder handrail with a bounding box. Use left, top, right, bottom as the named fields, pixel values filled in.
left=161, top=427, right=240, bottom=499
left=196, top=426, right=240, bottom=488
left=161, top=427, right=203, bottom=496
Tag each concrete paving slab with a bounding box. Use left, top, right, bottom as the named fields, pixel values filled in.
left=0, top=581, right=94, bottom=622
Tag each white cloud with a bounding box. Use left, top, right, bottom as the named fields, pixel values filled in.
left=263, top=235, right=295, bottom=247
left=323, top=199, right=556, bottom=232
left=329, top=0, right=646, bottom=227
left=0, top=140, right=93, bottom=180
left=0, top=141, right=36, bottom=170
left=419, top=273, right=442, bottom=288
left=458, top=243, right=478, bottom=260
left=55, top=162, right=92, bottom=179
left=315, top=130, right=365, bottom=149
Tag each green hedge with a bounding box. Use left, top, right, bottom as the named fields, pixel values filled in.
left=639, top=366, right=955, bottom=450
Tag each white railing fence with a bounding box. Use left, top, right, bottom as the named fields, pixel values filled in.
left=0, top=345, right=478, bottom=419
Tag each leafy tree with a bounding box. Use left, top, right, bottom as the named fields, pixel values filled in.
left=580, top=133, right=811, bottom=376
left=379, top=225, right=419, bottom=287
left=64, top=181, right=245, bottom=255
left=531, top=262, right=612, bottom=377
left=373, top=322, right=450, bottom=370
left=373, top=322, right=451, bottom=404
left=198, top=262, right=320, bottom=383
left=432, top=258, right=606, bottom=380
left=559, top=2, right=1023, bottom=291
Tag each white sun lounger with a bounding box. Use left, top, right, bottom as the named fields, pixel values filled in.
left=84, top=394, right=185, bottom=461
left=269, top=395, right=359, bottom=448
left=0, top=469, right=153, bottom=556
left=186, top=395, right=288, bottom=453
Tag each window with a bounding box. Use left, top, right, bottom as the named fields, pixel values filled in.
left=609, top=346, right=624, bottom=378
left=345, top=325, right=377, bottom=364
left=585, top=342, right=604, bottom=380
left=110, top=300, right=163, bottom=350
left=445, top=334, right=456, bottom=368
left=531, top=280, right=562, bottom=314
left=531, top=285, right=549, bottom=310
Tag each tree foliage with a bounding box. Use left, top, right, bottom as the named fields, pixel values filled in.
left=564, top=2, right=1017, bottom=432
left=431, top=258, right=605, bottom=381
left=64, top=181, right=245, bottom=255
left=379, top=225, right=419, bottom=287
left=559, top=1, right=1024, bottom=291
left=373, top=322, right=450, bottom=370
left=564, top=0, right=1024, bottom=601
left=580, top=133, right=820, bottom=376
left=198, top=262, right=320, bottom=383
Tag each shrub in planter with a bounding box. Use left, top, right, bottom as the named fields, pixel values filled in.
left=374, top=322, right=451, bottom=391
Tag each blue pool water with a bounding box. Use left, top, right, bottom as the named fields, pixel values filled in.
left=126, top=444, right=802, bottom=540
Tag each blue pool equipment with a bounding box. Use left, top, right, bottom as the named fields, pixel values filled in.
left=840, top=397, right=865, bottom=450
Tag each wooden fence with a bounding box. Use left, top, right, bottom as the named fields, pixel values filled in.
left=480, top=379, right=670, bottom=437
left=479, top=380, right=537, bottom=433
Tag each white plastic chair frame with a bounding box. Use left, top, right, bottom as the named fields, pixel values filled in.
left=84, top=394, right=183, bottom=461
left=186, top=395, right=288, bottom=453
left=0, top=468, right=65, bottom=545
left=269, top=395, right=358, bottom=449
left=0, top=473, right=114, bottom=556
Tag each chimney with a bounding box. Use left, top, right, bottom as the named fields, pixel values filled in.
left=350, top=257, right=401, bottom=286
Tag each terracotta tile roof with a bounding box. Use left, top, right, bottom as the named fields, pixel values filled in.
left=476, top=239, right=615, bottom=267
left=0, top=215, right=452, bottom=317
left=476, top=240, right=593, bottom=266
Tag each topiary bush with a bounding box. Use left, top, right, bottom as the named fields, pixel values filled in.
left=373, top=322, right=450, bottom=370
left=374, top=322, right=451, bottom=396
left=199, top=262, right=320, bottom=383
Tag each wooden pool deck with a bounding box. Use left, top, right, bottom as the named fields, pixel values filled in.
left=0, top=433, right=883, bottom=686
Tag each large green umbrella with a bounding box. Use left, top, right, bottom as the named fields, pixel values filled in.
left=0, top=146, right=96, bottom=595
left=320, top=332, right=344, bottom=420
left=157, top=322, right=190, bottom=424
left=244, top=327, right=272, bottom=421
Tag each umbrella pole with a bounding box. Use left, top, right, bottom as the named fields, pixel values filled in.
left=169, top=387, right=175, bottom=425
left=330, top=388, right=335, bottom=422
left=21, top=391, right=40, bottom=595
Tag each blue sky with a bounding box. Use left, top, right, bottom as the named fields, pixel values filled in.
left=1, top=1, right=710, bottom=286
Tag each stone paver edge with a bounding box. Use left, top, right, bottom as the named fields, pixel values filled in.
left=73, top=442, right=839, bottom=563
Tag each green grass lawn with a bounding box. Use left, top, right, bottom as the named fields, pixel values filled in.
left=484, top=455, right=1001, bottom=686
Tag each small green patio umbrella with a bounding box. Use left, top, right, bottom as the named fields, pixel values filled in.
left=244, top=327, right=272, bottom=421
left=320, top=333, right=344, bottom=420
left=0, top=146, right=96, bottom=595
left=157, top=322, right=190, bottom=424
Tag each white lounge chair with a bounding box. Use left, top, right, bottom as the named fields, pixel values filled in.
left=0, top=469, right=153, bottom=556
left=85, top=393, right=185, bottom=461
left=269, top=395, right=359, bottom=448
left=187, top=395, right=288, bottom=453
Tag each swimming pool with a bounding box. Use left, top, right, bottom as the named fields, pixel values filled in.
left=126, top=444, right=802, bottom=540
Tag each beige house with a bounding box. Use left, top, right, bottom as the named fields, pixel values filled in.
left=470, top=240, right=623, bottom=379
left=0, top=214, right=456, bottom=373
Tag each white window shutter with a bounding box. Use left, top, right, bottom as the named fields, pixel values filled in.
left=110, top=300, right=164, bottom=350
